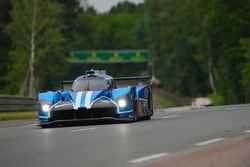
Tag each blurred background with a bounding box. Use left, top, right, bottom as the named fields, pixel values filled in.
left=0, top=0, right=250, bottom=106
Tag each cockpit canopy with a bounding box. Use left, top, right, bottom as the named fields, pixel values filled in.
left=72, top=76, right=113, bottom=91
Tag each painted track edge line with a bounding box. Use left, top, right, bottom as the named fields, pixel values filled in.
left=244, top=130, right=250, bottom=133
left=195, top=138, right=225, bottom=146
left=129, top=153, right=169, bottom=163
left=70, top=127, right=96, bottom=133
left=160, top=115, right=178, bottom=119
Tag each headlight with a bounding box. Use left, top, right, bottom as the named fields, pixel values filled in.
left=118, top=99, right=126, bottom=107
left=42, top=104, right=50, bottom=112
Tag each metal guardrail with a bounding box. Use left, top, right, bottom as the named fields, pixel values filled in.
left=0, top=96, right=37, bottom=112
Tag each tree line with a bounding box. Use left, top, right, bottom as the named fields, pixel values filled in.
left=0, top=0, right=250, bottom=104
left=146, top=0, right=250, bottom=103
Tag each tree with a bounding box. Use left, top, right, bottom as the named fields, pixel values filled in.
left=59, top=0, right=82, bottom=42
left=145, top=0, right=209, bottom=96
left=145, top=0, right=250, bottom=102
left=200, top=0, right=250, bottom=102
left=0, top=0, right=11, bottom=93
left=110, top=1, right=137, bottom=14
left=71, top=2, right=146, bottom=50
left=7, top=0, right=65, bottom=96
left=241, top=39, right=250, bottom=101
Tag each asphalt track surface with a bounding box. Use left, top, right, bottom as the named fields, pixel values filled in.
left=0, top=104, right=250, bottom=167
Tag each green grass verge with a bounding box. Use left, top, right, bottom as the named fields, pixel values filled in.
left=0, top=111, right=37, bottom=121
left=153, top=94, right=175, bottom=108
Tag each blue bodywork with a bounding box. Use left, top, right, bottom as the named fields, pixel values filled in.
left=38, top=70, right=153, bottom=126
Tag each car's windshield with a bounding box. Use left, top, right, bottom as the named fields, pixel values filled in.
left=72, top=77, right=110, bottom=91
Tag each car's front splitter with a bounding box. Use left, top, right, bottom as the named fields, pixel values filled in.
left=39, top=117, right=133, bottom=127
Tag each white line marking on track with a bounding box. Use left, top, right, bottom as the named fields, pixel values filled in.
left=195, top=138, right=225, bottom=146
left=129, top=153, right=168, bottom=163
left=244, top=130, right=250, bottom=133
left=70, top=127, right=96, bottom=133
left=160, top=115, right=178, bottom=119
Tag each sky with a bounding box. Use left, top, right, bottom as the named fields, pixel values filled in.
left=81, top=0, right=144, bottom=13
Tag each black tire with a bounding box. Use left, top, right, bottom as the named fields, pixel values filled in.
left=132, top=109, right=138, bottom=122
left=145, top=104, right=152, bottom=120
left=131, top=87, right=138, bottom=122
left=40, top=124, right=51, bottom=128
left=145, top=114, right=151, bottom=120
left=40, top=125, right=48, bottom=128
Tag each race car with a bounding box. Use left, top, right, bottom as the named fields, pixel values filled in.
left=38, top=69, right=153, bottom=127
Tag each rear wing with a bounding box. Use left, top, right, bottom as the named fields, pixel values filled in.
left=114, top=76, right=151, bottom=81
left=60, top=76, right=152, bottom=91
left=61, top=80, right=73, bottom=91
left=114, top=76, right=152, bottom=88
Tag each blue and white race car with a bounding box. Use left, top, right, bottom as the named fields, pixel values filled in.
left=38, top=70, right=153, bottom=127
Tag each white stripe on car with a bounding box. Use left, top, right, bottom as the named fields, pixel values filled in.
left=74, top=91, right=83, bottom=109
left=85, top=91, right=93, bottom=109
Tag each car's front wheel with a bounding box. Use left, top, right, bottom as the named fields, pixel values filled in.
left=40, top=123, right=51, bottom=128
left=132, top=110, right=138, bottom=122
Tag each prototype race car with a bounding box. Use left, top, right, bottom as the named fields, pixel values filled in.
left=38, top=69, right=153, bottom=127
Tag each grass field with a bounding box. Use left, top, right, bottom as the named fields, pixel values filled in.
left=153, top=94, right=175, bottom=108
left=0, top=111, right=37, bottom=121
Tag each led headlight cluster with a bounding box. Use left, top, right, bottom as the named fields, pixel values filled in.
left=116, top=93, right=132, bottom=109
left=42, top=104, right=50, bottom=112
left=118, top=99, right=126, bottom=107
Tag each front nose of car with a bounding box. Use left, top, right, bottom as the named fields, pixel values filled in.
left=70, top=90, right=111, bottom=109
